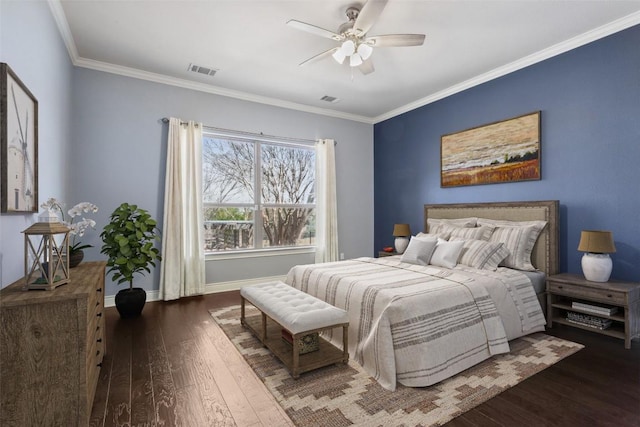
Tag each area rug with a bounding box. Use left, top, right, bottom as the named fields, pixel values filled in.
left=210, top=305, right=583, bottom=427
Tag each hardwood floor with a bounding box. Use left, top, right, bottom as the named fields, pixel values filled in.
left=91, top=291, right=640, bottom=427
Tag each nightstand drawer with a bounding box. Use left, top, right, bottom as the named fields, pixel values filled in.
left=548, top=282, right=626, bottom=305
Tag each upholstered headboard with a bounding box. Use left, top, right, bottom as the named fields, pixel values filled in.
left=424, top=200, right=559, bottom=276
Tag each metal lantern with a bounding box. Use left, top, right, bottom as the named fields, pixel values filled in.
left=22, top=214, right=70, bottom=290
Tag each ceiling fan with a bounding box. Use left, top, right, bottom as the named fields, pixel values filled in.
left=287, top=0, right=425, bottom=75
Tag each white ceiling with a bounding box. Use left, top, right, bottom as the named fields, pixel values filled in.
left=53, top=0, right=640, bottom=123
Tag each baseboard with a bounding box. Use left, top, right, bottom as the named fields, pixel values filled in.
left=104, top=275, right=287, bottom=307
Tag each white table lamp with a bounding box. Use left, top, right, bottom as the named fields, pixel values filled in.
left=577, top=230, right=616, bottom=282
left=393, top=223, right=411, bottom=254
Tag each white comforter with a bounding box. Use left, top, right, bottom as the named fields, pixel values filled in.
left=285, top=257, right=546, bottom=391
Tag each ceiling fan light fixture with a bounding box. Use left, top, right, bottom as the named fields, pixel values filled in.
left=357, top=43, right=373, bottom=60
left=340, top=39, right=356, bottom=56
left=332, top=49, right=347, bottom=64
left=350, top=53, right=363, bottom=67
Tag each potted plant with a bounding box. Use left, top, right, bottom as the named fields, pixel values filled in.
left=100, top=202, right=162, bottom=318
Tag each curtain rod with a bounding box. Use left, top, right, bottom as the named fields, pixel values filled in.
left=160, top=117, right=334, bottom=145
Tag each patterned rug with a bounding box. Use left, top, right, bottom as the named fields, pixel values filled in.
left=210, top=305, right=583, bottom=427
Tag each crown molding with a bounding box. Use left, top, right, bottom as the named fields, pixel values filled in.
left=47, top=0, right=639, bottom=125
left=373, top=11, right=640, bottom=123
left=47, top=0, right=372, bottom=124
left=47, top=0, right=79, bottom=63
left=72, top=57, right=373, bottom=124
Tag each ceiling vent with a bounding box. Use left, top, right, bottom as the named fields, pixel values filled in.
left=320, top=95, right=339, bottom=103
left=188, top=63, right=218, bottom=77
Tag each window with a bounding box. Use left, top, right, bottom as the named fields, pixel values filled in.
left=202, top=131, right=315, bottom=253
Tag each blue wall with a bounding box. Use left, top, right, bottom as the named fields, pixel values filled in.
left=374, top=24, right=640, bottom=281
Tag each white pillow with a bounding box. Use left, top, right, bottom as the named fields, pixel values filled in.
left=401, top=236, right=437, bottom=266
left=453, top=238, right=511, bottom=271
left=437, top=224, right=495, bottom=241
left=427, top=217, right=477, bottom=232
left=416, top=232, right=444, bottom=240
left=476, top=218, right=547, bottom=229
left=429, top=240, right=464, bottom=269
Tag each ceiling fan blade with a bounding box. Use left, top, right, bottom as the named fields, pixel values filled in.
left=358, top=59, right=375, bottom=75
left=353, top=0, right=388, bottom=35
left=287, top=20, right=342, bottom=41
left=367, top=34, right=426, bottom=47
left=299, top=47, right=339, bottom=66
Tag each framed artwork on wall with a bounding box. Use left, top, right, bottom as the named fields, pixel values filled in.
left=440, top=111, right=540, bottom=188
left=1, top=63, right=38, bottom=213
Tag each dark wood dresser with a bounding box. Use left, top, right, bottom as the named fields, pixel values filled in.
left=0, top=261, right=106, bottom=426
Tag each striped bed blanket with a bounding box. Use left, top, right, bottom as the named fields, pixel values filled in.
left=285, top=257, right=546, bottom=391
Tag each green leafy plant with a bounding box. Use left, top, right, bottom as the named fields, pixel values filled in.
left=100, top=203, right=162, bottom=289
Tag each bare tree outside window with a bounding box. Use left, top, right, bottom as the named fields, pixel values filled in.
left=203, top=134, right=315, bottom=252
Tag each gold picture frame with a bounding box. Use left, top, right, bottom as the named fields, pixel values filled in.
left=1, top=63, right=38, bottom=212
left=441, top=111, right=540, bottom=188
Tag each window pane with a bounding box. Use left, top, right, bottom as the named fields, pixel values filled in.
left=261, top=144, right=315, bottom=205
left=262, top=207, right=315, bottom=248
left=203, top=137, right=254, bottom=204
left=204, top=207, right=254, bottom=251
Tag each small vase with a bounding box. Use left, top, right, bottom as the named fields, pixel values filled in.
left=69, top=250, right=85, bottom=268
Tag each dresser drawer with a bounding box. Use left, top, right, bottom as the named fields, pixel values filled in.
left=548, top=281, right=626, bottom=305
left=0, top=261, right=107, bottom=426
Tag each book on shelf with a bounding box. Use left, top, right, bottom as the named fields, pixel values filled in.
left=571, top=301, right=618, bottom=316
left=566, top=318, right=612, bottom=330
left=566, top=311, right=612, bottom=329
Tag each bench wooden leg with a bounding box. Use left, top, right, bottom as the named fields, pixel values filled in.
left=260, top=312, right=267, bottom=345
left=342, top=324, right=349, bottom=364
left=292, top=333, right=300, bottom=378
left=240, top=296, right=246, bottom=326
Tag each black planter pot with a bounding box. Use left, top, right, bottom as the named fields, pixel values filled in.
left=69, top=250, right=84, bottom=268
left=115, top=287, right=147, bottom=318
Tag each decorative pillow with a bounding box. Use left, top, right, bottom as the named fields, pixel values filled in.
left=436, top=224, right=495, bottom=241
left=429, top=240, right=465, bottom=269
left=427, top=217, right=477, bottom=233
left=488, top=224, right=546, bottom=271
left=453, top=238, right=511, bottom=271
left=416, top=232, right=448, bottom=241
left=400, top=236, right=437, bottom=266
left=476, top=218, right=547, bottom=229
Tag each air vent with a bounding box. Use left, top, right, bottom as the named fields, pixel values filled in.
left=320, top=95, right=339, bottom=103
left=188, top=63, right=218, bottom=77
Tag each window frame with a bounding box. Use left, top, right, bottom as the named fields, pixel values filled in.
left=202, top=129, right=316, bottom=256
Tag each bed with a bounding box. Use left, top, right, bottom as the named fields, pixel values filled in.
left=285, top=200, right=559, bottom=391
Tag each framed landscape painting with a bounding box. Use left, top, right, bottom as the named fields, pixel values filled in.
left=1, top=63, right=38, bottom=213
left=441, top=111, right=540, bottom=188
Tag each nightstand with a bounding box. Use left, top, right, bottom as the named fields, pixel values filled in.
left=378, top=250, right=398, bottom=257
left=546, top=273, right=640, bottom=348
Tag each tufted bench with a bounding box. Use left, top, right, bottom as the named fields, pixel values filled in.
left=240, top=281, right=349, bottom=378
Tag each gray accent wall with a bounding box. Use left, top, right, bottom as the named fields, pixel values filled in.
left=69, top=69, right=374, bottom=296
left=0, top=1, right=74, bottom=288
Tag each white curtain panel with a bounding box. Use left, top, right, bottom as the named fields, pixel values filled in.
left=159, top=118, right=205, bottom=300
left=315, top=139, right=339, bottom=263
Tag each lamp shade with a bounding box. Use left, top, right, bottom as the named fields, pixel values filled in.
left=357, top=43, right=373, bottom=60
left=577, top=230, right=616, bottom=253
left=392, top=223, right=411, bottom=237
left=340, top=39, right=356, bottom=56
left=349, top=53, right=363, bottom=67
left=332, top=49, right=347, bottom=64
